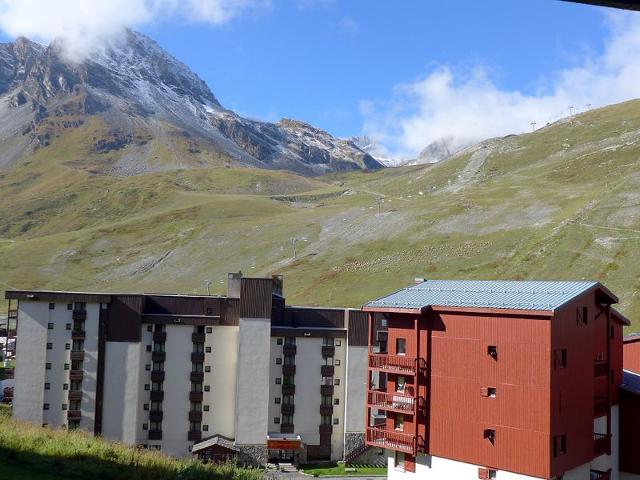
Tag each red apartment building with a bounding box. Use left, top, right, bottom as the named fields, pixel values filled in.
left=362, top=280, right=629, bottom=480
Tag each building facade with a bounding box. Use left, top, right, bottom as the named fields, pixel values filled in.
left=362, top=280, right=628, bottom=480
left=5, top=273, right=371, bottom=464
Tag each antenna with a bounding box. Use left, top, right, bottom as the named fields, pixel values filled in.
left=204, top=279, right=212, bottom=296
left=530, top=121, right=537, bottom=131
left=568, top=106, right=574, bottom=116
left=586, top=103, right=592, bottom=111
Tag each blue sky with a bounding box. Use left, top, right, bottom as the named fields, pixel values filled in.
left=1, top=0, right=638, bottom=158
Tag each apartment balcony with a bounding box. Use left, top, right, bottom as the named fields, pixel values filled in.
left=192, top=333, right=206, bottom=343
left=2, top=368, right=14, bottom=379
left=280, top=423, right=294, bottom=434
left=322, top=346, right=335, bottom=358
left=150, top=391, right=164, bottom=402
left=72, top=310, right=87, bottom=321
left=189, top=411, right=203, bottom=422
left=321, top=384, right=334, bottom=396
left=70, top=351, right=85, bottom=361
left=282, top=384, right=295, bottom=395
left=368, top=390, right=415, bottom=414
left=69, top=370, right=84, bottom=381
left=153, top=331, right=167, bottom=343
left=594, top=433, right=610, bottom=457
left=148, top=430, right=162, bottom=440
left=590, top=469, right=612, bottom=480
left=320, top=404, right=333, bottom=416
left=67, top=410, right=81, bottom=421
left=594, top=361, right=609, bottom=378
left=189, top=391, right=203, bottom=402
left=282, top=365, right=296, bottom=376
left=319, top=424, right=333, bottom=435
left=68, top=390, right=82, bottom=401
left=190, top=372, right=204, bottom=383
left=152, top=351, right=166, bottom=362
left=366, top=426, right=416, bottom=455
left=71, top=330, right=85, bottom=340
left=191, top=352, right=205, bottom=363
left=369, top=353, right=417, bottom=375
left=321, top=365, right=334, bottom=377
left=281, top=403, right=295, bottom=415
left=151, top=371, right=165, bottom=382
left=8, top=328, right=17, bottom=337
left=8, top=309, right=17, bottom=320
left=283, top=344, right=297, bottom=356
left=594, top=397, right=608, bottom=418
left=188, top=431, right=202, bottom=442
left=149, top=410, right=163, bottom=422
left=0, top=328, right=6, bottom=337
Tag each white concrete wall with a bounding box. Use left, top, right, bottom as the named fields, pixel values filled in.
left=203, top=325, right=238, bottom=439
left=102, top=340, right=146, bottom=444
left=344, top=344, right=367, bottom=432
left=331, top=338, right=347, bottom=460
left=294, top=337, right=322, bottom=446
left=13, top=301, right=47, bottom=425
left=621, top=474, right=640, bottom=480
left=161, top=325, right=192, bottom=456
left=79, top=303, right=100, bottom=432
left=235, top=317, right=271, bottom=446
left=268, top=336, right=282, bottom=434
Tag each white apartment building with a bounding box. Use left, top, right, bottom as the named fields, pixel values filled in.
left=5, top=273, right=372, bottom=465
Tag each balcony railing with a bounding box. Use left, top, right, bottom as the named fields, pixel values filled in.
left=368, top=353, right=417, bottom=375
left=189, top=411, right=203, bottom=422
left=320, top=404, right=333, bottom=416
left=152, top=351, right=166, bottom=362
left=319, top=424, right=333, bottom=434
left=70, top=351, right=85, bottom=361
left=283, top=344, right=297, bottom=356
left=321, top=365, right=335, bottom=377
left=71, top=330, right=85, bottom=340
left=368, top=390, right=415, bottom=414
left=72, top=310, right=87, bottom=321
left=190, top=372, right=204, bottom=383
left=192, top=333, right=206, bottom=343
left=8, top=310, right=17, bottom=320
left=321, top=385, right=334, bottom=396
left=69, top=370, right=84, bottom=381
left=67, top=410, right=81, bottom=421
left=191, top=352, right=205, bottom=363
left=590, top=469, right=611, bottom=480
left=153, top=331, right=167, bottom=343
left=282, top=365, right=296, bottom=376
left=149, top=410, right=163, bottom=422
left=280, top=423, right=294, bottom=434
left=366, top=426, right=416, bottom=455
left=148, top=429, right=162, bottom=440
left=282, top=384, right=295, bottom=395
left=593, top=433, right=610, bottom=457
left=188, top=431, right=202, bottom=442
left=150, top=391, right=165, bottom=402
left=322, top=346, right=335, bottom=358
left=151, top=371, right=165, bottom=383
left=189, top=391, right=203, bottom=402
left=68, top=390, right=82, bottom=401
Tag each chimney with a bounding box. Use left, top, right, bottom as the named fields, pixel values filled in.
left=414, top=277, right=426, bottom=285
left=227, top=272, right=242, bottom=298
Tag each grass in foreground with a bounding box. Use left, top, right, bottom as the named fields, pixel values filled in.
left=300, top=462, right=386, bottom=477
left=0, top=405, right=262, bottom=480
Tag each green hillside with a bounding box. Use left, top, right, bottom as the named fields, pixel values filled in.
left=2, top=100, right=640, bottom=327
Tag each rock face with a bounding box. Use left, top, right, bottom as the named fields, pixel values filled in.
left=0, top=30, right=382, bottom=176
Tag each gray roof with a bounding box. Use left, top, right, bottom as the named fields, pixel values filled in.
left=622, top=370, right=640, bottom=395
left=364, top=280, right=603, bottom=312
left=191, top=434, right=238, bottom=453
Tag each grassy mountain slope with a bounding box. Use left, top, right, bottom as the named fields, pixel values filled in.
left=2, top=100, right=640, bottom=326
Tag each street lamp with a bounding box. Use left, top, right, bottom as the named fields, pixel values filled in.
left=291, top=237, right=307, bottom=258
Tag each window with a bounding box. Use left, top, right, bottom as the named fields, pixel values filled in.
left=335, top=340, right=341, bottom=346
left=321, top=415, right=332, bottom=425
left=44, top=383, right=50, bottom=390
left=275, top=378, right=281, bottom=385
left=487, top=345, right=498, bottom=359
left=150, top=422, right=161, bottom=431
left=283, top=395, right=294, bottom=405
left=143, top=404, right=149, bottom=411
left=324, top=357, right=334, bottom=366
left=72, top=340, right=84, bottom=351
left=275, top=397, right=281, bottom=404
left=488, top=387, right=497, bottom=398
left=64, top=363, right=70, bottom=370
left=191, top=383, right=202, bottom=392
left=46, top=343, right=52, bottom=350
left=577, top=306, right=588, bottom=325
left=192, top=363, right=204, bottom=373
left=277, top=338, right=283, bottom=345
left=204, top=385, right=210, bottom=392
left=147, top=325, right=153, bottom=332
left=206, top=307, right=214, bottom=315
left=43, top=403, right=50, bottom=410
left=396, top=376, right=406, bottom=392
left=335, top=359, right=340, bottom=366
left=193, top=343, right=204, bottom=353
left=152, top=382, right=162, bottom=392
left=74, top=302, right=86, bottom=312
left=321, top=395, right=332, bottom=405
left=206, top=327, right=213, bottom=334
left=323, top=338, right=334, bottom=347
left=146, top=345, right=152, bottom=352
left=49, top=303, right=55, bottom=310
left=205, top=366, right=211, bottom=373
left=396, top=338, right=406, bottom=355
left=274, top=417, right=280, bottom=424
left=553, top=434, right=567, bottom=456
left=100, top=303, right=107, bottom=311
left=65, top=344, right=70, bottom=350
left=66, top=323, right=71, bottom=330
left=197, top=325, right=205, bottom=334
left=48, top=323, right=54, bottom=330
left=203, top=425, right=208, bottom=432
left=154, top=324, right=164, bottom=332
left=322, top=376, right=333, bottom=386
left=333, top=418, right=339, bottom=425
left=284, top=356, right=295, bottom=366
left=61, top=404, right=68, bottom=411
left=394, top=452, right=405, bottom=470
left=284, top=337, right=296, bottom=345
left=276, top=357, right=282, bottom=365
left=205, top=347, right=211, bottom=353
left=71, top=360, right=82, bottom=370
left=70, top=380, right=81, bottom=391
left=143, top=423, right=148, bottom=431
left=334, top=378, right=340, bottom=386
left=282, top=415, right=293, bottom=425
left=45, top=363, right=52, bottom=370
left=63, top=384, right=68, bottom=390
left=153, top=343, right=165, bottom=353
left=395, top=414, right=404, bottom=431
left=144, top=384, right=150, bottom=391
left=555, top=348, right=568, bottom=369
left=145, top=364, right=151, bottom=371
left=67, top=304, right=73, bottom=311
left=334, top=398, right=340, bottom=405
left=152, top=362, right=164, bottom=372
left=283, top=375, right=294, bottom=385
left=150, top=401, right=162, bottom=412
left=484, top=429, right=496, bottom=445
left=203, top=405, right=209, bottom=412
left=191, top=402, right=202, bottom=412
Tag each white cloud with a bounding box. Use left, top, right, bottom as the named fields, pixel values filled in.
left=362, top=12, right=640, bottom=160
left=0, top=0, right=265, bottom=61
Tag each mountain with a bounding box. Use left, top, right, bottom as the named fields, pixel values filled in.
left=0, top=31, right=382, bottom=176
left=2, top=99, right=640, bottom=326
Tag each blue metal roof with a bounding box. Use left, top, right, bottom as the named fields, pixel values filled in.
left=622, top=370, right=640, bottom=395
left=364, top=280, right=601, bottom=312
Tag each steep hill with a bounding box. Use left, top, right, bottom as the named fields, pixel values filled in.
left=0, top=31, right=381, bottom=176
left=1, top=99, right=640, bottom=327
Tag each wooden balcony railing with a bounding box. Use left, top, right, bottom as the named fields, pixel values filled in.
left=366, top=426, right=416, bottom=455
left=151, top=371, right=166, bottom=382
left=152, top=351, right=166, bottom=362
left=149, top=410, right=163, bottom=422
left=189, top=411, right=203, bottom=422
left=593, top=433, right=610, bottom=457
left=368, top=390, right=415, bottom=414
left=282, top=384, right=295, bottom=395
left=282, top=365, right=296, bottom=376
left=320, top=404, right=334, bottom=416
left=189, top=391, right=203, bottom=402
left=70, top=351, right=85, bottom=361
left=192, top=333, right=206, bottom=343
left=72, top=310, right=87, bottom=321
left=322, top=346, right=335, bottom=358
left=188, top=431, right=202, bottom=442
left=153, top=331, right=167, bottom=343
left=281, top=403, right=295, bottom=415
left=320, top=384, right=334, bottom=396
left=594, top=361, right=609, bottom=378
left=68, top=390, right=83, bottom=401
left=369, top=352, right=417, bottom=375
left=319, top=424, right=333, bottom=434
left=148, top=429, right=162, bottom=440
left=590, top=469, right=611, bottom=480
left=321, top=365, right=335, bottom=377
left=283, top=344, right=297, bottom=356
left=150, top=391, right=165, bottom=402
left=71, top=330, right=85, bottom=340
left=280, top=423, right=294, bottom=434
left=191, top=352, right=205, bottom=363
left=67, top=410, right=81, bottom=421
left=190, top=372, right=204, bottom=383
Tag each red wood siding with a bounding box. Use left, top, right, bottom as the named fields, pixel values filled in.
left=620, top=389, right=640, bottom=474
left=624, top=340, right=640, bottom=374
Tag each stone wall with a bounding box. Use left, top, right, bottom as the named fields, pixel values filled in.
left=344, top=432, right=365, bottom=459
left=236, top=445, right=268, bottom=466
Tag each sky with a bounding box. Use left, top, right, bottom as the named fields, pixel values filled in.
left=0, top=0, right=639, bottom=159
